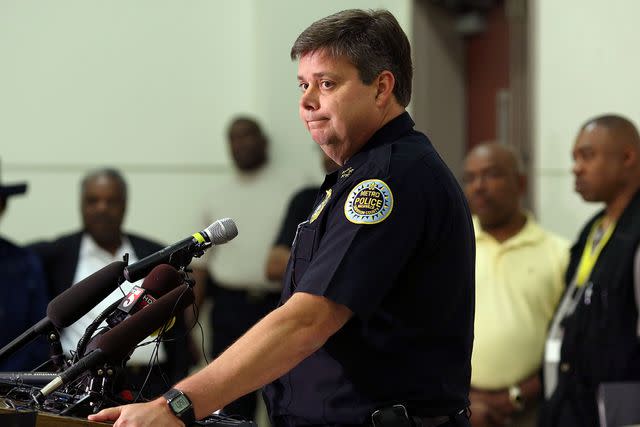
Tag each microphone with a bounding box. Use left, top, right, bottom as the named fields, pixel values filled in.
left=0, top=261, right=126, bottom=364
left=74, top=264, right=184, bottom=358
left=36, top=285, right=195, bottom=400
left=106, top=264, right=183, bottom=328
left=123, top=218, right=238, bottom=283
left=0, top=371, right=58, bottom=386
left=47, top=261, right=127, bottom=328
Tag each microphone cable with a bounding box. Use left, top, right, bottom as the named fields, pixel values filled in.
left=75, top=298, right=123, bottom=361
left=131, top=283, right=195, bottom=403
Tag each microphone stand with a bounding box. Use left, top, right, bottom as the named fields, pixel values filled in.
left=45, top=327, right=67, bottom=372
left=58, top=362, right=118, bottom=417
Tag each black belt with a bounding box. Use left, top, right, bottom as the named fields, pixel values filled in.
left=371, top=405, right=466, bottom=427
left=410, top=415, right=450, bottom=427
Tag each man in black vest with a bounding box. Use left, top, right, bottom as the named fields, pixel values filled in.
left=541, top=114, right=640, bottom=426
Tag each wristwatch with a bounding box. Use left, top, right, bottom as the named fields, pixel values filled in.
left=163, top=388, right=196, bottom=425
left=508, top=385, right=524, bottom=411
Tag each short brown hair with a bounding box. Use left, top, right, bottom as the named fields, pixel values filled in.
left=291, top=9, right=413, bottom=107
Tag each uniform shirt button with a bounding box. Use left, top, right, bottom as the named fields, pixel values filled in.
left=560, top=363, right=571, bottom=372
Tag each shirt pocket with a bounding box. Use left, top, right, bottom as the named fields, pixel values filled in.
left=292, top=221, right=317, bottom=288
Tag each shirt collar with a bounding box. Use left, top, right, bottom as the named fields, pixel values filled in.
left=80, top=232, right=135, bottom=263
left=338, top=111, right=415, bottom=173
left=473, top=212, right=545, bottom=248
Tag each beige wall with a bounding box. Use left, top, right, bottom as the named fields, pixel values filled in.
left=4, top=0, right=636, bottom=246
left=1, top=0, right=411, bottom=245
left=531, top=0, right=640, bottom=239
left=411, top=1, right=466, bottom=178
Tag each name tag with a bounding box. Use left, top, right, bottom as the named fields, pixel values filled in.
left=545, top=338, right=561, bottom=363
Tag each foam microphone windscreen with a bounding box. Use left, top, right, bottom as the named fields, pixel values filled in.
left=97, top=285, right=195, bottom=361
left=140, top=264, right=183, bottom=297
left=46, top=261, right=126, bottom=328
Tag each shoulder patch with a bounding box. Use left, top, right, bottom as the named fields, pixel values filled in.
left=310, top=189, right=332, bottom=223
left=344, top=179, right=393, bottom=224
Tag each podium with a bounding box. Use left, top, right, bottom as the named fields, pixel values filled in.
left=0, top=402, right=110, bottom=427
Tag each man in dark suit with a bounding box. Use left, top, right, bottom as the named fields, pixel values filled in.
left=30, top=168, right=192, bottom=397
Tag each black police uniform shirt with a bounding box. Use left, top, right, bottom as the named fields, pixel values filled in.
left=263, top=112, right=475, bottom=426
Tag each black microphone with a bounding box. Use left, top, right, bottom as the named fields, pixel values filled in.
left=0, top=371, right=58, bottom=386
left=123, top=218, right=238, bottom=283
left=0, top=261, right=126, bottom=364
left=36, top=285, right=195, bottom=399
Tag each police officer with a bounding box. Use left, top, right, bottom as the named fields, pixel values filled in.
left=90, top=9, right=475, bottom=427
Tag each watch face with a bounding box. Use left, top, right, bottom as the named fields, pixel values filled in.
left=171, top=395, right=191, bottom=413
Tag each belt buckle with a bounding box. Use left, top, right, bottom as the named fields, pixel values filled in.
left=371, top=404, right=410, bottom=427
left=393, top=404, right=409, bottom=418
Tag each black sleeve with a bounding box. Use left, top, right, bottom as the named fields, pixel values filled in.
left=295, top=166, right=434, bottom=320
left=274, top=187, right=320, bottom=248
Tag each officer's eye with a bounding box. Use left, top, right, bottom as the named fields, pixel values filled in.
left=320, top=80, right=335, bottom=89
left=298, top=82, right=309, bottom=92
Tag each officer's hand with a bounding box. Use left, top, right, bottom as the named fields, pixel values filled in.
left=88, top=398, right=184, bottom=427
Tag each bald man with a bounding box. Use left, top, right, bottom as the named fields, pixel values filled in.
left=540, top=115, right=640, bottom=427
left=463, top=143, right=569, bottom=427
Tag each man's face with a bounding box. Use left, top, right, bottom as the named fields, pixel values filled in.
left=297, top=50, right=380, bottom=165
left=81, top=176, right=125, bottom=244
left=572, top=124, right=625, bottom=203
left=462, top=147, right=522, bottom=229
left=228, top=121, right=267, bottom=171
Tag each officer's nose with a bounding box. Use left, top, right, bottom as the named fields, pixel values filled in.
left=300, top=85, right=319, bottom=111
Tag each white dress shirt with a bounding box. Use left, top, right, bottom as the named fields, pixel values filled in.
left=60, top=233, right=167, bottom=365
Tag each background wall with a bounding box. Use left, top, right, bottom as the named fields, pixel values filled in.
left=0, top=0, right=411, bottom=245
left=531, top=0, right=640, bottom=238
left=2, top=0, right=639, bottom=246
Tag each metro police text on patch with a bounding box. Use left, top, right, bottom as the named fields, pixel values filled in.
left=344, top=179, right=393, bottom=224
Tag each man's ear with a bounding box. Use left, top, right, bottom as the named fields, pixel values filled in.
left=518, top=173, right=528, bottom=195
left=374, top=71, right=396, bottom=106
left=622, top=144, right=638, bottom=169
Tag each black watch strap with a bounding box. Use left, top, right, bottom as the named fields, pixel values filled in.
left=163, top=388, right=196, bottom=425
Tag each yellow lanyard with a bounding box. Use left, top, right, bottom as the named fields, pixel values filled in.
left=575, top=218, right=616, bottom=287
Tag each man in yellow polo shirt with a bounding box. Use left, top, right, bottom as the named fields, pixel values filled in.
left=462, top=143, right=569, bottom=427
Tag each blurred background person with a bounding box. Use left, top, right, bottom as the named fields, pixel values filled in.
left=30, top=168, right=192, bottom=397
left=541, top=115, right=640, bottom=427
left=0, top=170, right=49, bottom=371
left=265, top=151, right=338, bottom=282
left=191, top=116, right=288, bottom=420
left=462, top=143, right=568, bottom=427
